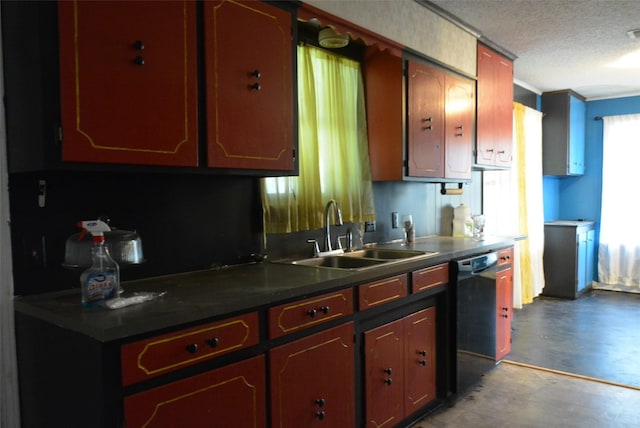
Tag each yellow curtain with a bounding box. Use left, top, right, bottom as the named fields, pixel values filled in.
left=262, top=45, right=375, bottom=233
left=513, top=102, right=545, bottom=305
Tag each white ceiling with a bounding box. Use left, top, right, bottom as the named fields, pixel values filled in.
left=427, top=0, right=640, bottom=100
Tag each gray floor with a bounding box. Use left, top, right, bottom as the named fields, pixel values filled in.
left=509, top=289, right=640, bottom=388
left=413, top=289, right=640, bottom=427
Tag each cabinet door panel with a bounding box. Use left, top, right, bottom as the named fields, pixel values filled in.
left=404, top=307, right=437, bottom=416
left=205, top=0, right=293, bottom=171
left=444, top=75, right=473, bottom=179
left=496, top=267, right=513, bottom=360
left=407, top=62, right=445, bottom=178
left=270, top=322, right=355, bottom=428
left=364, top=319, right=404, bottom=427
left=124, top=355, right=266, bottom=428
left=58, top=1, right=198, bottom=166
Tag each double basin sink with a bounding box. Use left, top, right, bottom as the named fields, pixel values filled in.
left=275, top=248, right=439, bottom=271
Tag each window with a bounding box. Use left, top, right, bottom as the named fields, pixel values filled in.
left=262, top=44, right=375, bottom=233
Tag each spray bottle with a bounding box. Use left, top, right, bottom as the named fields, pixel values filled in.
left=78, top=220, right=120, bottom=307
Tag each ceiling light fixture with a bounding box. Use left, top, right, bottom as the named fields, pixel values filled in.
left=318, top=27, right=349, bottom=49
left=627, top=29, right=640, bottom=39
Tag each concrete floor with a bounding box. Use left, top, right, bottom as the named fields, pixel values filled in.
left=413, top=289, right=640, bottom=427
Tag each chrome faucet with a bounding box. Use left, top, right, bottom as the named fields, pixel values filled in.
left=324, top=199, right=343, bottom=253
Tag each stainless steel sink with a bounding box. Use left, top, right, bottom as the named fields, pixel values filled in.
left=275, top=248, right=439, bottom=271
left=291, top=256, right=386, bottom=269
left=344, top=248, right=436, bottom=260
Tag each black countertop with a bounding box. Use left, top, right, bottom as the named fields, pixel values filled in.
left=14, top=235, right=517, bottom=343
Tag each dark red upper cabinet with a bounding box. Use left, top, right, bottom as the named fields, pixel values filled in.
left=204, top=0, right=295, bottom=172
left=58, top=1, right=198, bottom=167
left=476, top=44, right=513, bottom=168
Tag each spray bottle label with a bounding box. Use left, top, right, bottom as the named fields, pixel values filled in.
left=84, top=271, right=118, bottom=306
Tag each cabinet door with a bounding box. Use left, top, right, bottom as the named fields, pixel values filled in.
left=270, top=322, right=355, bottom=428
left=407, top=61, right=445, bottom=178
left=124, top=355, right=266, bottom=428
left=476, top=44, right=513, bottom=167
left=364, top=318, right=404, bottom=427
left=576, top=230, right=588, bottom=292
left=495, top=267, right=513, bottom=360
left=404, top=307, right=437, bottom=417
left=204, top=0, right=294, bottom=171
left=58, top=1, right=198, bottom=167
left=364, top=49, right=404, bottom=181
left=444, top=75, right=474, bottom=179
left=568, top=94, right=586, bottom=174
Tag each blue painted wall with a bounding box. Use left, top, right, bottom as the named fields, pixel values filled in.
left=544, top=96, right=640, bottom=223
left=542, top=95, right=640, bottom=280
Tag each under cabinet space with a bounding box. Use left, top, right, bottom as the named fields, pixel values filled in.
left=268, top=288, right=354, bottom=339
left=121, top=312, right=259, bottom=386
left=124, top=355, right=266, bottom=428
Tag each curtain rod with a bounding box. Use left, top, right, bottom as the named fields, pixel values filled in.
left=594, top=116, right=603, bottom=120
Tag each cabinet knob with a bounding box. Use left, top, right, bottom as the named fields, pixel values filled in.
left=315, top=398, right=326, bottom=407
left=250, top=83, right=262, bottom=91
left=422, top=117, right=433, bottom=122
left=455, top=133, right=463, bottom=137
left=502, top=314, right=509, bottom=319
left=498, top=150, right=506, bottom=154
left=316, top=411, right=326, bottom=420
left=206, top=337, right=219, bottom=348
left=422, top=125, right=433, bottom=131
left=185, top=343, right=198, bottom=354
left=419, top=359, right=427, bottom=366
left=418, top=350, right=427, bottom=356
left=134, top=55, right=145, bottom=66
left=486, top=148, right=495, bottom=153
left=384, top=378, right=393, bottom=385
left=250, top=69, right=261, bottom=78
left=456, top=125, right=464, bottom=130
left=134, top=40, right=144, bottom=50
left=320, top=306, right=330, bottom=315
left=307, top=309, right=318, bottom=318
left=384, top=367, right=393, bottom=375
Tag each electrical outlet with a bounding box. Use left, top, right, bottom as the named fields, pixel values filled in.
left=391, top=212, right=399, bottom=229
left=364, top=221, right=376, bottom=232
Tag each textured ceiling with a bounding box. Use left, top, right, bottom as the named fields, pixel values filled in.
left=428, top=0, right=640, bottom=100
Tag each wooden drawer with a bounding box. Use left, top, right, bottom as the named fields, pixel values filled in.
left=411, top=263, right=449, bottom=294
left=268, top=288, right=353, bottom=339
left=121, top=312, right=259, bottom=386
left=498, top=247, right=514, bottom=267
left=358, top=274, right=408, bottom=310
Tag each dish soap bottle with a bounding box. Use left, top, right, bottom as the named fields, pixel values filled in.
left=78, top=220, right=120, bottom=307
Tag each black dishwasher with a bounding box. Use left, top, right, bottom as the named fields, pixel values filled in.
left=452, top=251, right=500, bottom=394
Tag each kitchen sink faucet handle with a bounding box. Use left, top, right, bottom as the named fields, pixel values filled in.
left=306, top=238, right=320, bottom=257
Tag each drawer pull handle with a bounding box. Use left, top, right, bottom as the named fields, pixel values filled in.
left=316, top=398, right=326, bottom=407
left=418, top=350, right=427, bottom=356
left=134, top=55, right=145, bottom=66
left=250, top=82, right=262, bottom=91
left=250, top=69, right=261, bottom=78
left=384, top=378, right=393, bottom=385
left=307, top=309, right=317, bottom=318
left=206, top=337, right=219, bottom=348
left=320, top=306, right=330, bottom=315
left=185, top=343, right=198, bottom=354
left=384, top=367, right=393, bottom=375
left=316, top=411, right=326, bottom=420
left=419, top=359, right=427, bottom=366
